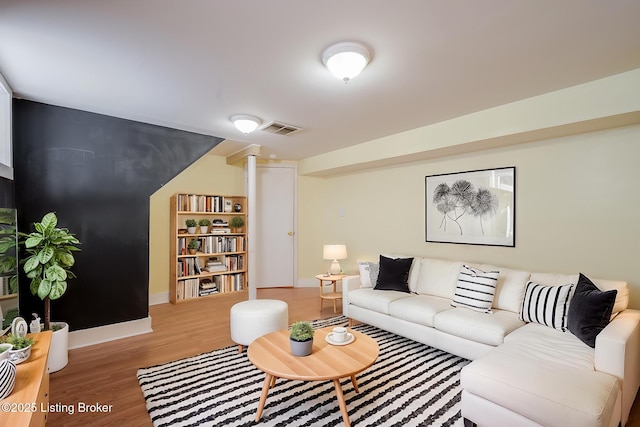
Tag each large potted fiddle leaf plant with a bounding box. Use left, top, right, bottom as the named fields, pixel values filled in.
left=21, top=212, right=80, bottom=372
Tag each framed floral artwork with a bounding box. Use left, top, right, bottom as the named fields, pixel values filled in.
left=425, top=167, right=515, bottom=247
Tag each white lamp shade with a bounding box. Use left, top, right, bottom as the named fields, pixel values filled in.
left=322, top=42, right=371, bottom=82
left=323, top=244, right=347, bottom=260
left=231, top=115, right=261, bottom=134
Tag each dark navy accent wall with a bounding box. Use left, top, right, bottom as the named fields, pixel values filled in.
left=13, top=100, right=223, bottom=330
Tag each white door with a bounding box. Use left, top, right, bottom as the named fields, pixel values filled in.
left=255, top=164, right=296, bottom=288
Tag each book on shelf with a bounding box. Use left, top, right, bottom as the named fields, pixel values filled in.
left=177, top=194, right=233, bottom=213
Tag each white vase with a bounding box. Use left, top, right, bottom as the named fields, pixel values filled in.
left=200, top=225, right=209, bottom=234
left=48, top=322, right=69, bottom=373
left=187, top=226, right=197, bottom=234
left=0, top=359, right=16, bottom=399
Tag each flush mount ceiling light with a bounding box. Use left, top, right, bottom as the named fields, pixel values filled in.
left=322, top=41, right=371, bottom=83
left=231, top=115, right=262, bottom=134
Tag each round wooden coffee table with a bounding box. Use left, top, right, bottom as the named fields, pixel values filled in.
left=248, top=326, right=378, bottom=427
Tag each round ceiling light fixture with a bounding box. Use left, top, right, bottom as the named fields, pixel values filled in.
left=231, top=115, right=262, bottom=134
left=322, top=41, right=371, bottom=83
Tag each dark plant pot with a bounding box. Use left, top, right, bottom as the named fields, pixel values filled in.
left=290, top=338, right=313, bottom=357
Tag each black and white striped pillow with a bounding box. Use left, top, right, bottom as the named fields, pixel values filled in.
left=519, top=281, right=574, bottom=331
left=451, top=265, right=499, bottom=313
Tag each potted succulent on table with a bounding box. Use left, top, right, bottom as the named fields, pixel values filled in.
left=185, top=219, right=197, bottom=234
left=20, top=212, right=81, bottom=372
left=290, top=321, right=314, bottom=357
left=198, top=218, right=211, bottom=234
left=1, top=334, right=34, bottom=364
left=230, top=216, right=245, bottom=233
left=187, top=239, right=199, bottom=255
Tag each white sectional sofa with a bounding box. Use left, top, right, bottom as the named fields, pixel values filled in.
left=342, top=255, right=640, bottom=427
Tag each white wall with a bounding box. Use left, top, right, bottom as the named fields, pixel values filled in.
left=298, top=125, right=640, bottom=308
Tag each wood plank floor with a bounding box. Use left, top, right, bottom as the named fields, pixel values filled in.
left=48, top=287, right=640, bottom=426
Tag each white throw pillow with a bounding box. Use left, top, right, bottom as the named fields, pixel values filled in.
left=519, top=281, right=574, bottom=331
left=357, top=260, right=379, bottom=288
left=451, top=265, right=499, bottom=313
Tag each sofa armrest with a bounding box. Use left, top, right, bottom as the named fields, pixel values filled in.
left=595, top=309, right=640, bottom=425
left=341, top=275, right=362, bottom=317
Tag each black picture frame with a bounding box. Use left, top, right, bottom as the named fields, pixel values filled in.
left=425, top=167, right=515, bottom=247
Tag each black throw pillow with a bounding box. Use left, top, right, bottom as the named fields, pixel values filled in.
left=374, top=255, right=413, bottom=293
left=567, top=273, right=617, bottom=348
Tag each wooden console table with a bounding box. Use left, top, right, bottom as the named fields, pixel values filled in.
left=0, top=330, right=52, bottom=426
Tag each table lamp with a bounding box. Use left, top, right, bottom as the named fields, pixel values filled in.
left=323, top=244, right=347, bottom=275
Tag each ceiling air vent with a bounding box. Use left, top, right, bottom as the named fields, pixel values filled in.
left=260, top=121, right=302, bottom=136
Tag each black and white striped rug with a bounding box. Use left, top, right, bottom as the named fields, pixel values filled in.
left=137, top=316, right=469, bottom=426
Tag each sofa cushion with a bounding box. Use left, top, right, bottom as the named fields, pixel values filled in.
left=415, top=258, right=462, bottom=298
left=347, top=288, right=412, bottom=315
left=434, top=308, right=524, bottom=346
left=481, top=264, right=529, bottom=313
left=520, top=281, right=573, bottom=332
left=504, top=322, right=595, bottom=369
left=461, top=328, right=618, bottom=427
left=451, top=265, right=499, bottom=313
left=374, top=255, right=413, bottom=292
left=388, top=295, right=452, bottom=328
left=568, top=273, right=617, bottom=348
left=357, top=260, right=379, bottom=288
left=383, top=253, right=422, bottom=293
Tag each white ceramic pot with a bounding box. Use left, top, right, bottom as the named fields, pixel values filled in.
left=187, top=226, right=197, bottom=234
left=0, top=344, right=13, bottom=362
left=8, top=344, right=31, bottom=364
left=48, top=322, right=69, bottom=373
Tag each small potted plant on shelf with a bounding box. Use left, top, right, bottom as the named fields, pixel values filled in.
left=1, top=334, right=35, bottom=364
left=230, top=216, right=245, bottom=233
left=290, top=321, right=314, bottom=357
left=185, top=219, right=197, bottom=234
left=187, top=239, right=199, bottom=255
left=198, top=218, right=211, bottom=234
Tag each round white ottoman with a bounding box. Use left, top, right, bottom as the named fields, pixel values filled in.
left=230, top=299, right=288, bottom=353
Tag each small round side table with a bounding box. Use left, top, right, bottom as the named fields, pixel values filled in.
left=316, top=274, right=345, bottom=313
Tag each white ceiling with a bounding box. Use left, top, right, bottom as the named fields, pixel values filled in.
left=1, top=1, right=639, bottom=161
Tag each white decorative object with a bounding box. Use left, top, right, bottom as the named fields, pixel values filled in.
left=30, top=313, right=41, bottom=333
left=0, top=344, right=12, bottom=362
left=11, top=317, right=27, bottom=338
left=323, top=244, right=347, bottom=275
left=331, top=327, right=348, bottom=342
left=0, top=359, right=16, bottom=399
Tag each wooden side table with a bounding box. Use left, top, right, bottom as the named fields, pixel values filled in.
left=316, top=274, right=344, bottom=313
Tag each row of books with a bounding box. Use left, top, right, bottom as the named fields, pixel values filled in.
left=177, top=256, right=244, bottom=278
left=177, top=194, right=236, bottom=213
left=176, top=273, right=245, bottom=300
left=178, top=236, right=245, bottom=255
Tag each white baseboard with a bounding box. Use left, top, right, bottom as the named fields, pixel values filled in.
left=149, top=291, right=170, bottom=305
left=68, top=316, right=153, bottom=349
left=296, top=278, right=317, bottom=288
